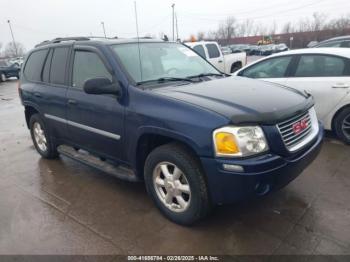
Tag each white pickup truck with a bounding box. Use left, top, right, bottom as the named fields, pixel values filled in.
left=185, top=41, right=247, bottom=74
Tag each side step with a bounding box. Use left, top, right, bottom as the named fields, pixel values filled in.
left=57, top=145, right=140, bottom=182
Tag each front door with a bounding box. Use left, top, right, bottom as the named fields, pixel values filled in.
left=66, top=48, right=124, bottom=160
left=205, top=43, right=225, bottom=72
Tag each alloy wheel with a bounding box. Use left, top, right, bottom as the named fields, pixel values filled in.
left=33, top=122, right=47, bottom=152
left=153, top=161, right=191, bottom=213
left=342, top=114, right=350, bottom=140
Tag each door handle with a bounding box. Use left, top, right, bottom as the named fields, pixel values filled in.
left=34, top=92, right=42, bottom=98
left=332, top=83, right=349, bottom=88
left=218, top=60, right=223, bottom=63
left=68, top=99, right=77, bottom=105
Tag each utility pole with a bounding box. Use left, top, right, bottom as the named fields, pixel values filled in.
left=171, top=4, right=175, bottom=41
left=175, top=12, right=179, bottom=41
left=7, top=20, right=18, bottom=57
left=101, top=22, right=107, bottom=38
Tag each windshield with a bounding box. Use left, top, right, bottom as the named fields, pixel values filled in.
left=111, top=42, right=219, bottom=84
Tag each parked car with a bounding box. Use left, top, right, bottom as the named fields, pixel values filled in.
left=313, top=35, right=350, bottom=48
left=0, top=60, right=20, bottom=82
left=185, top=41, right=247, bottom=73
left=248, top=45, right=260, bottom=55
left=259, top=44, right=275, bottom=56
left=20, top=37, right=323, bottom=225
left=221, top=46, right=232, bottom=55
left=274, top=43, right=289, bottom=53
left=9, top=57, right=24, bottom=67
left=234, top=48, right=350, bottom=144
left=229, top=44, right=251, bottom=54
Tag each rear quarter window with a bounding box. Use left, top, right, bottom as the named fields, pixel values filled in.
left=23, top=49, right=48, bottom=82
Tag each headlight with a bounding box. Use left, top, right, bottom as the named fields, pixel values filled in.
left=213, top=126, right=269, bottom=157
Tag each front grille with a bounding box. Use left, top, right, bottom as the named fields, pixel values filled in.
left=277, top=108, right=318, bottom=152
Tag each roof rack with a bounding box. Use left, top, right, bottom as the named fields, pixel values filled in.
left=35, top=37, right=90, bottom=47
left=35, top=36, right=120, bottom=48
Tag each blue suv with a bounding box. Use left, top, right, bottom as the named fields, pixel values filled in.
left=19, top=37, right=323, bottom=225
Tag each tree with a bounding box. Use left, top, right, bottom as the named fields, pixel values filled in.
left=196, top=31, right=205, bottom=41
left=217, top=16, right=237, bottom=44
left=281, top=22, right=294, bottom=34
left=4, top=42, right=26, bottom=58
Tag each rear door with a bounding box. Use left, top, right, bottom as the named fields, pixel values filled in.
left=205, top=43, right=225, bottom=72
left=65, top=46, right=124, bottom=160
left=285, top=54, right=350, bottom=121
left=238, top=55, right=293, bottom=86
left=26, top=46, right=70, bottom=140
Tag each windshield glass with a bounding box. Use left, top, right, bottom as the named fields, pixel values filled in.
left=111, top=42, right=219, bottom=83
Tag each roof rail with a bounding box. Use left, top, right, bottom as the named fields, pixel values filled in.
left=35, top=37, right=90, bottom=47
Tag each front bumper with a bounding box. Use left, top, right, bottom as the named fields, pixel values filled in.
left=200, top=125, right=324, bottom=205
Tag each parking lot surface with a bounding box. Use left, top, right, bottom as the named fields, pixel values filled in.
left=0, top=80, right=349, bottom=255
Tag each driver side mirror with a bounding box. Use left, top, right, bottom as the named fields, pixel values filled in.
left=83, top=77, right=122, bottom=97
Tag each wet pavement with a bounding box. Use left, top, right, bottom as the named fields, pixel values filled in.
left=0, top=80, right=349, bottom=255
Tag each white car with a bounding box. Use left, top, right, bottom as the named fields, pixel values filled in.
left=234, top=48, right=350, bottom=144
left=185, top=41, right=247, bottom=74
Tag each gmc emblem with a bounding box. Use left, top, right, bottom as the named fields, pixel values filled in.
left=292, top=119, right=309, bottom=135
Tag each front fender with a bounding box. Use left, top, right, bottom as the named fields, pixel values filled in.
left=135, top=125, right=202, bottom=155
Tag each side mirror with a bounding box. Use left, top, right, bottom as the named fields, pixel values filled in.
left=83, top=77, right=121, bottom=96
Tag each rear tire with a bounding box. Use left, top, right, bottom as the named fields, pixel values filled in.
left=334, top=107, right=350, bottom=144
left=29, top=114, right=58, bottom=158
left=144, top=143, right=211, bottom=225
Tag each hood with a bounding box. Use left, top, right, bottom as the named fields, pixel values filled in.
left=152, top=76, right=313, bottom=125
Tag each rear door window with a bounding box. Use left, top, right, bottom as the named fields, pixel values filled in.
left=50, top=47, right=70, bottom=85
left=42, top=49, right=53, bottom=83
left=24, top=49, right=48, bottom=82
left=193, top=45, right=206, bottom=58
left=294, top=55, right=346, bottom=77
left=241, top=56, right=292, bottom=78
left=72, top=51, right=112, bottom=88
left=205, top=44, right=220, bottom=58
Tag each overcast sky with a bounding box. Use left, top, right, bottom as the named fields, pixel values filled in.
left=1, top=0, right=349, bottom=51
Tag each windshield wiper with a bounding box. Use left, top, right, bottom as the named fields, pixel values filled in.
left=137, top=77, right=197, bottom=86
left=186, top=73, right=227, bottom=79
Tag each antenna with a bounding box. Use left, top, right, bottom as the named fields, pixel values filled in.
left=101, top=22, right=107, bottom=38
left=134, top=1, right=143, bottom=81
left=171, top=4, right=175, bottom=41
left=175, top=12, right=179, bottom=41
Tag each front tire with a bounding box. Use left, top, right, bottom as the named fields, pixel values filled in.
left=29, top=114, right=58, bottom=158
left=144, top=143, right=211, bottom=225
left=334, top=107, right=350, bottom=144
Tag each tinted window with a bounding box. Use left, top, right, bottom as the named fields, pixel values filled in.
left=295, top=55, right=346, bottom=77
left=205, top=44, right=220, bottom=58
left=24, top=49, right=48, bottom=81
left=241, top=56, right=292, bottom=78
left=42, top=49, right=53, bottom=83
left=193, top=45, right=206, bottom=58
left=50, top=47, right=69, bottom=85
left=72, top=51, right=112, bottom=88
